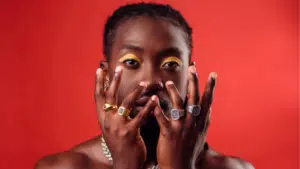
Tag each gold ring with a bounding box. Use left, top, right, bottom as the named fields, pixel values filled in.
left=117, top=106, right=131, bottom=117
left=103, top=103, right=118, bottom=112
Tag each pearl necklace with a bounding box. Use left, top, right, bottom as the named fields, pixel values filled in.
left=101, top=136, right=159, bottom=169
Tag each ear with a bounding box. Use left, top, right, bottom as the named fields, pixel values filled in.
left=190, top=61, right=195, bottom=66
left=99, top=60, right=108, bottom=71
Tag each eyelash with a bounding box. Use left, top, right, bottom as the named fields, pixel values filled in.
left=122, top=59, right=140, bottom=68
left=161, top=61, right=181, bottom=71
left=119, top=55, right=182, bottom=71
left=160, top=57, right=182, bottom=72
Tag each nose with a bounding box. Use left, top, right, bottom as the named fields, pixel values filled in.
left=145, top=80, right=163, bottom=95
left=142, top=68, right=163, bottom=96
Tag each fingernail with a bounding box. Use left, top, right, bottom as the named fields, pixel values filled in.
left=115, top=66, right=122, bottom=73
left=139, top=81, right=147, bottom=87
left=96, top=68, right=101, bottom=75
left=151, top=95, right=158, bottom=102
left=209, top=72, right=218, bottom=80
left=166, top=81, right=174, bottom=86
left=189, top=65, right=197, bottom=74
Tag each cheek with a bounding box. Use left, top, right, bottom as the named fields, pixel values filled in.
left=171, top=71, right=188, bottom=98
left=116, top=73, right=139, bottom=104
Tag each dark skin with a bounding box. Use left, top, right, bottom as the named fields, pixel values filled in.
left=35, top=17, right=254, bottom=169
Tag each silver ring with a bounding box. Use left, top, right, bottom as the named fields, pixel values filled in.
left=170, top=108, right=185, bottom=120
left=186, top=105, right=201, bottom=116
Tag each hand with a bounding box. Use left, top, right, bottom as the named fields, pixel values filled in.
left=154, top=64, right=217, bottom=169
left=94, top=66, right=158, bottom=169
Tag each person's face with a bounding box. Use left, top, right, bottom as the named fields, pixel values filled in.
left=107, top=16, right=190, bottom=119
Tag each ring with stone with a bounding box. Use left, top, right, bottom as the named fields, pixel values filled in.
left=117, top=106, right=131, bottom=117
left=186, top=105, right=201, bottom=116
left=170, top=108, right=185, bottom=120
left=103, top=103, right=118, bottom=112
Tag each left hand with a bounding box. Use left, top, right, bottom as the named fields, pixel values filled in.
left=154, top=64, right=217, bottom=169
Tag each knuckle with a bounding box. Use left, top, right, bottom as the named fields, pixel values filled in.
left=119, top=128, right=130, bottom=137
left=106, top=91, right=116, bottom=100
left=123, top=91, right=139, bottom=107
left=111, top=127, right=119, bottom=135
left=122, top=97, right=132, bottom=107
left=136, top=112, right=144, bottom=120
left=144, top=102, right=153, bottom=111
left=160, top=129, right=171, bottom=138
left=103, top=119, right=110, bottom=131
left=95, top=103, right=103, bottom=111
left=134, top=85, right=144, bottom=93
left=174, top=99, right=183, bottom=107
left=94, top=89, right=103, bottom=98
left=112, top=72, right=120, bottom=81
left=94, top=91, right=99, bottom=99
left=168, top=130, right=179, bottom=140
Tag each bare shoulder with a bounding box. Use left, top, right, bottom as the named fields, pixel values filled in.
left=200, top=149, right=255, bottom=169
left=34, top=151, right=91, bottom=169
left=35, top=136, right=110, bottom=169
left=220, top=156, right=254, bottom=169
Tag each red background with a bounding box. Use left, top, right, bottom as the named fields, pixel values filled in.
left=0, top=0, right=298, bottom=169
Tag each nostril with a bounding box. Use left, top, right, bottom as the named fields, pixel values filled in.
left=141, top=81, right=163, bottom=96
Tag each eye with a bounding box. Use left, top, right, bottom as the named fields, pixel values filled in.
left=160, top=56, right=183, bottom=72
left=161, top=61, right=180, bottom=71
left=118, top=53, right=141, bottom=69
left=122, top=59, right=140, bottom=69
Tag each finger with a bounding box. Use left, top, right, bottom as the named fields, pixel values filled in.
left=187, top=65, right=200, bottom=105
left=94, top=68, right=108, bottom=128
left=154, top=104, right=170, bottom=134
left=112, top=81, right=147, bottom=124
left=120, top=81, right=148, bottom=110
left=128, top=95, right=158, bottom=129
left=165, top=81, right=184, bottom=108
left=165, top=81, right=185, bottom=128
left=185, top=65, right=201, bottom=125
left=106, top=66, right=123, bottom=105
left=197, top=72, right=217, bottom=131
left=94, top=68, right=106, bottom=101
left=113, top=82, right=147, bottom=122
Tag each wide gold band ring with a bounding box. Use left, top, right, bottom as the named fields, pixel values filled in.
left=103, top=103, right=118, bottom=112
left=117, top=106, right=131, bottom=117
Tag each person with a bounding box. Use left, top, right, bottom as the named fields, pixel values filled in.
left=35, top=2, right=254, bottom=169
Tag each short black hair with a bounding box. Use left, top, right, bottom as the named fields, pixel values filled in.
left=103, top=2, right=193, bottom=60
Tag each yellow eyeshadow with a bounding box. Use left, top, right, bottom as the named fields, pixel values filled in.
left=160, top=56, right=183, bottom=67
left=118, top=53, right=142, bottom=63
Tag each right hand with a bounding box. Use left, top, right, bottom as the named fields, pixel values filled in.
left=94, top=65, right=158, bottom=169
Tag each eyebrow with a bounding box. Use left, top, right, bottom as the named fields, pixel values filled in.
left=121, top=44, right=144, bottom=52
left=121, top=44, right=183, bottom=58
left=157, top=47, right=183, bottom=58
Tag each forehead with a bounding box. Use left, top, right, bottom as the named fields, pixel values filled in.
left=112, top=16, right=189, bottom=57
